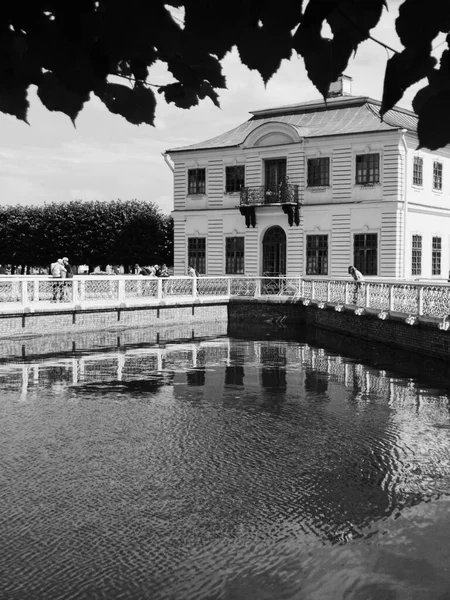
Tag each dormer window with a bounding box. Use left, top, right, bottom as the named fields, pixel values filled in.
left=355, top=153, right=379, bottom=184
left=188, top=168, right=206, bottom=194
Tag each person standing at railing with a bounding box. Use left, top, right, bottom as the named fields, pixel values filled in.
left=50, top=258, right=67, bottom=302
left=62, top=257, right=73, bottom=301
left=348, top=265, right=364, bottom=305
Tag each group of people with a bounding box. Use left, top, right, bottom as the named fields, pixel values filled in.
left=50, top=257, right=73, bottom=301
left=136, top=263, right=170, bottom=277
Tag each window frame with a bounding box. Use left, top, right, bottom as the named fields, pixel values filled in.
left=187, top=168, right=206, bottom=195
left=187, top=237, right=206, bottom=275
left=307, top=157, right=330, bottom=187
left=412, top=156, right=423, bottom=187
left=355, top=153, right=380, bottom=185
left=225, top=165, right=245, bottom=194
left=411, top=234, right=422, bottom=276
left=353, top=232, right=378, bottom=276
left=306, top=234, right=329, bottom=275
left=225, top=236, right=245, bottom=274
left=432, top=236, right=442, bottom=276
left=433, top=161, right=443, bottom=191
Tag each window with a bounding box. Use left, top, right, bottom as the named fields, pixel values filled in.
left=433, top=161, right=442, bottom=190
left=354, top=233, right=378, bottom=275
left=188, top=237, right=206, bottom=274
left=225, top=166, right=245, bottom=193
left=226, top=237, right=244, bottom=274
left=432, top=236, right=441, bottom=275
left=411, top=235, right=422, bottom=276
left=307, top=157, right=330, bottom=187
left=306, top=235, right=328, bottom=275
left=188, top=168, right=206, bottom=194
left=355, top=153, right=380, bottom=184
left=413, top=156, right=423, bottom=186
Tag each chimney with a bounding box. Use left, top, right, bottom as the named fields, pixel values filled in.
left=328, top=74, right=353, bottom=98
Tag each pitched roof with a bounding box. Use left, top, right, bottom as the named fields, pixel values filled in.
left=166, top=95, right=418, bottom=153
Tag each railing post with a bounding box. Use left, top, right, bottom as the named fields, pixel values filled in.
left=33, top=280, right=39, bottom=303
left=192, top=276, right=197, bottom=299
left=157, top=278, right=163, bottom=301
left=118, top=278, right=125, bottom=303
left=21, top=280, right=29, bottom=307
left=311, top=280, right=315, bottom=301
left=254, top=278, right=261, bottom=298
left=299, top=277, right=303, bottom=298
left=418, top=286, right=423, bottom=316
left=79, top=280, right=86, bottom=302
left=345, top=282, right=349, bottom=304
left=227, top=277, right=231, bottom=298
left=389, top=284, right=394, bottom=311
left=72, top=279, right=79, bottom=305
left=327, top=280, right=331, bottom=302
left=365, top=283, right=370, bottom=309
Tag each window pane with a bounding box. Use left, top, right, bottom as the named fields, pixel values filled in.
left=226, top=237, right=245, bottom=274
left=307, top=158, right=330, bottom=187
left=413, top=157, right=423, bottom=186
left=306, top=235, right=328, bottom=275
left=432, top=236, right=441, bottom=275
left=353, top=233, right=377, bottom=275
left=356, top=154, right=380, bottom=184
left=433, top=162, right=442, bottom=190
left=188, top=169, right=206, bottom=194
left=188, top=237, right=206, bottom=274
left=411, top=234, right=422, bottom=276
left=226, top=166, right=245, bottom=193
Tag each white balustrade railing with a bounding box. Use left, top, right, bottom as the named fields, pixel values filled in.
left=1, top=275, right=450, bottom=321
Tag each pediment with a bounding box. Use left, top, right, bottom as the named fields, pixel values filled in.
left=242, top=121, right=302, bottom=148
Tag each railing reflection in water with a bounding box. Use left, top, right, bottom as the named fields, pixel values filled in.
left=4, top=336, right=449, bottom=413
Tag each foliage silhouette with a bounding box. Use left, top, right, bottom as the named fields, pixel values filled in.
left=1, top=1, right=450, bottom=148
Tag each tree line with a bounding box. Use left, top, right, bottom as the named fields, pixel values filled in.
left=0, top=199, right=173, bottom=274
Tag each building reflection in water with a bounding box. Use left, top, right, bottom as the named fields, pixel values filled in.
left=2, top=326, right=450, bottom=544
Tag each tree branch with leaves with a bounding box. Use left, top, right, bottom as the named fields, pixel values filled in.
left=1, top=0, right=450, bottom=149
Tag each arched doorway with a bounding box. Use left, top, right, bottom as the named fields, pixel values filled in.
left=262, top=226, right=286, bottom=276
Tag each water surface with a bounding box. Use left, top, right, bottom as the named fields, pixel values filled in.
left=1, top=324, right=450, bottom=600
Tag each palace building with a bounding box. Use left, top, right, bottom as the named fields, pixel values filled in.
left=165, top=76, right=450, bottom=280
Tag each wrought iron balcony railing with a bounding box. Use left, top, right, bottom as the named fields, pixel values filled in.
left=240, top=183, right=299, bottom=206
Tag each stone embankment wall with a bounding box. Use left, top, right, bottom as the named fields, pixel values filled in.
left=228, top=298, right=450, bottom=359
left=0, top=302, right=228, bottom=339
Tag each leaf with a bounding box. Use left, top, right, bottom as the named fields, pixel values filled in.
left=158, top=82, right=199, bottom=109
left=381, top=48, right=437, bottom=116
left=0, top=86, right=29, bottom=123
left=416, top=88, right=450, bottom=150
left=237, top=25, right=293, bottom=84
left=96, top=81, right=156, bottom=125
left=37, top=72, right=90, bottom=123
left=197, top=82, right=221, bottom=108
left=396, top=0, right=450, bottom=49
left=294, top=0, right=385, bottom=98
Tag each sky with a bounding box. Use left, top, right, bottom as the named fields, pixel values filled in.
left=0, top=1, right=445, bottom=216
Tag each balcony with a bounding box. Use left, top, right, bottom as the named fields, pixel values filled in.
left=239, top=182, right=300, bottom=227
left=240, top=183, right=299, bottom=206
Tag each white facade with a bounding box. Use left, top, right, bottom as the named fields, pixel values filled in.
left=166, top=94, right=450, bottom=281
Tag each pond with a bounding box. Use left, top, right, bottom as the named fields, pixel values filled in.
left=1, top=323, right=450, bottom=600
